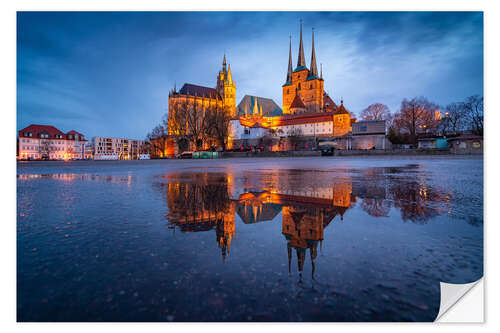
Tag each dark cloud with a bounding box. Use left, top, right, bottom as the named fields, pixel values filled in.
left=17, top=11, right=483, bottom=139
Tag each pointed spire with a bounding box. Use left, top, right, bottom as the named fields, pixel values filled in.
left=227, top=64, right=233, bottom=84
left=222, top=54, right=227, bottom=73
left=253, top=97, right=258, bottom=116
left=297, top=19, right=306, bottom=68
left=310, top=28, right=318, bottom=76
left=286, top=35, right=293, bottom=82
left=320, top=63, right=323, bottom=79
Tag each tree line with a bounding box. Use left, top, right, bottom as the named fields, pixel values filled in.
left=359, top=95, right=483, bottom=144
left=147, top=97, right=233, bottom=155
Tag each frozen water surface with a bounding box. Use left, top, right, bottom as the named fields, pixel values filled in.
left=17, top=156, right=483, bottom=322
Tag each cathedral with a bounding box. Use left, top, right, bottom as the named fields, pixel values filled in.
left=165, top=55, right=236, bottom=154
left=229, top=21, right=355, bottom=150
left=164, top=21, right=356, bottom=156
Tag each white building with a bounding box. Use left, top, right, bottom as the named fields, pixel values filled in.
left=17, top=125, right=87, bottom=160
left=93, top=136, right=145, bottom=160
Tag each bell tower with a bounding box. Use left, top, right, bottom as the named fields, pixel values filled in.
left=217, top=54, right=236, bottom=118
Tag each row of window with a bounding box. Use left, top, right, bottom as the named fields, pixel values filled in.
left=21, top=145, right=82, bottom=151
left=20, top=139, right=79, bottom=145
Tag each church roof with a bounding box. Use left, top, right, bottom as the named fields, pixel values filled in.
left=278, top=112, right=335, bottom=126
left=290, top=93, right=306, bottom=109
left=336, top=103, right=350, bottom=115
left=323, top=93, right=338, bottom=110
left=18, top=124, right=87, bottom=141
left=237, top=95, right=283, bottom=117
left=178, top=83, right=221, bottom=99
left=293, top=65, right=308, bottom=73
left=236, top=201, right=282, bottom=224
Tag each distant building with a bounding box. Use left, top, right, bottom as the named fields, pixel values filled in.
left=351, top=120, right=391, bottom=150
left=17, top=124, right=87, bottom=160
left=417, top=137, right=449, bottom=149
left=93, top=136, right=145, bottom=160
left=447, top=134, right=483, bottom=154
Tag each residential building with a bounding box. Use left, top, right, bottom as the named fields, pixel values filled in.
left=93, top=137, right=145, bottom=160
left=17, top=124, right=87, bottom=160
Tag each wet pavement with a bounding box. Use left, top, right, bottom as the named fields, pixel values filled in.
left=17, top=156, right=483, bottom=321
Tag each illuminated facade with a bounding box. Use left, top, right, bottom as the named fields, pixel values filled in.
left=164, top=23, right=361, bottom=153
left=17, top=124, right=87, bottom=160
left=165, top=173, right=236, bottom=260
left=230, top=22, right=355, bottom=147
left=166, top=55, right=236, bottom=154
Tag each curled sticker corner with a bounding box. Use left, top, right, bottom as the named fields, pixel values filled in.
left=435, top=278, right=483, bottom=322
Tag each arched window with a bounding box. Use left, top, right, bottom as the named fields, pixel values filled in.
left=298, top=83, right=301, bottom=90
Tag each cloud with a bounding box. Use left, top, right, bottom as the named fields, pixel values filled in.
left=17, top=11, right=483, bottom=138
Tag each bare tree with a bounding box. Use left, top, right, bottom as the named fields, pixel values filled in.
left=360, top=103, right=392, bottom=122
left=441, top=102, right=466, bottom=135
left=206, top=104, right=232, bottom=151
left=185, top=97, right=209, bottom=151
left=462, top=95, right=483, bottom=135
left=393, top=97, right=440, bottom=143
left=147, top=124, right=168, bottom=157
left=168, top=99, right=189, bottom=140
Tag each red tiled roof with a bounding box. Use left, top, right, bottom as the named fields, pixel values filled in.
left=66, top=130, right=86, bottom=141
left=289, top=93, right=306, bottom=109
left=275, top=112, right=335, bottom=126
left=19, top=124, right=65, bottom=138
left=178, top=83, right=221, bottom=100
left=323, top=93, right=337, bottom=110
left=18, top=124, right=86, bottom=141
left=335, top=103, right=349, bottom=115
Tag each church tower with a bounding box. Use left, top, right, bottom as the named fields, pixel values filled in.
left=283, top=22, right=324, bottom=114
left=217, top=54, right=236, bottom=118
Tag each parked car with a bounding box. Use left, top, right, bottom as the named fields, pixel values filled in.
left=320, top=147, right=335, bottom=156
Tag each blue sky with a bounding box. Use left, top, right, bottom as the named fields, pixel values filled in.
left=17, top=11, right=483, bottom=140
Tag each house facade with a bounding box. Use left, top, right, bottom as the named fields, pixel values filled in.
left=93, top=136, right=146, bottom=160
left=17, top=124, right=87, bottom=160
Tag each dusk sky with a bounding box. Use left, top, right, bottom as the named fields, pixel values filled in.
left=17, top=11, right=483, bottom=140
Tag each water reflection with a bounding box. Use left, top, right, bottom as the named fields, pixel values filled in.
left=162, top=167, right=455, bottom=265
left=17, top=173, right=134, bottom=184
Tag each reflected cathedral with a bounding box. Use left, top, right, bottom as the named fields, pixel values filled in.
left=161, top=167, right=451, bottom=273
